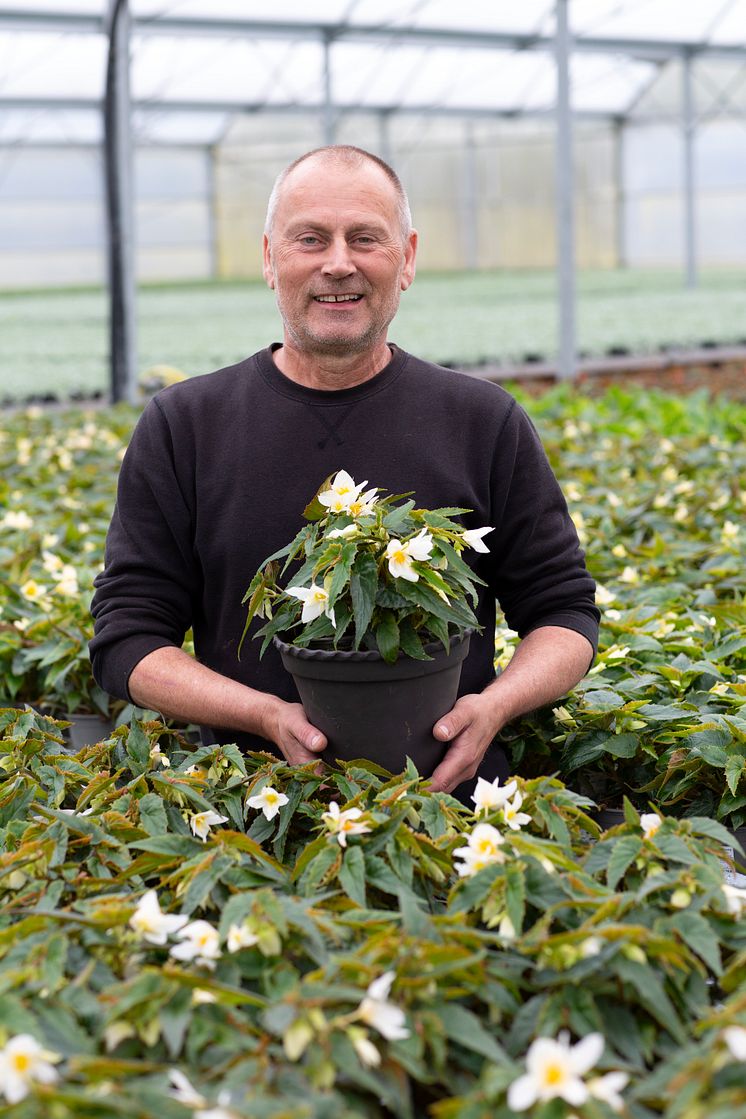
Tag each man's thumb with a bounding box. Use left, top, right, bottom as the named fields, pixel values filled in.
left=434, top=706, right=468, bottom=742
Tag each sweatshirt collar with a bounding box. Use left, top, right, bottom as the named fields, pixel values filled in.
left=256, top=343, right=409, bottom=405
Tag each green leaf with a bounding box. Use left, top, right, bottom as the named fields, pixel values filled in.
left=440, top=1003, right=507, bottom=1063
left=375, top=610, right=400, bottom=664
left=668, top=911, right=722, bottom=974
left=137, top=792, right=168, bottom=836
left=350, top=550, right=378, bottom=649
left=726, top=754, right=744, bottom=796
left=339, top=845, right=367, bottom=908
left=126, top=724, right=150, bottom=775
left=327, top=540, right=358, bottom=605
left=606, top=835, right=643, bottom=889
left=130, top=834, right=204, bottom=857
left=504, top=862, right=526, bottom=933
left=398, top=619, right=432, bottom=661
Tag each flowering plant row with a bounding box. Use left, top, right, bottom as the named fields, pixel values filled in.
left=241, top=470, right=492, bottom=662
left=1, top=707, right=746, bottom=1117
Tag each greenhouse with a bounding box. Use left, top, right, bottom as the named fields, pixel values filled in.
left=1, top=3, right=746, bottom=1117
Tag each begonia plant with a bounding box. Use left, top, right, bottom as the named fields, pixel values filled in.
left=240, top=470, right=493, bottom=663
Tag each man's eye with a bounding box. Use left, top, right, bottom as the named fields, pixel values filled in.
left=300, top=236, right=320, bottom=245
left=355, top=236, right=375, bottom=245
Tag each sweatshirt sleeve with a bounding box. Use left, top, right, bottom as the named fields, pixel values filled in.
left=488, top=400, right=600, bottom=656
left=89, top=398, right=200, bottom=701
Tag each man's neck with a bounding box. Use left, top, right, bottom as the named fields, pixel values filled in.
left=272, top=339, right=392, bottom=391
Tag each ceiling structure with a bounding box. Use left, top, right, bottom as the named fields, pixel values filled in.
left=0, top=1, right=744, bottom=145
left=1, top=1, right=744, bottom=393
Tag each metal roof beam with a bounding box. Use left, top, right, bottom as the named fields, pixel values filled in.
left=0, top=10, right=745, bottom=60
left=0, top=95, right=617, bottom=120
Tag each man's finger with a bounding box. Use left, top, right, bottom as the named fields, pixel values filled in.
left=433, top=701, right=472, bottom=742
left=429, top=741, right=474, bottom=793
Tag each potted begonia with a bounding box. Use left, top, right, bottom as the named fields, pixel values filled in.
left=240, top=470, right=493, bottom=775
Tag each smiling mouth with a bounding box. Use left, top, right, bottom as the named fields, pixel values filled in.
left=313, top=294, right=363, bottom=303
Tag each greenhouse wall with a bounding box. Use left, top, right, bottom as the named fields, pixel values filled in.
left=213, top=116, right=619, bottom=278
left=622, top=120, right=746, bottom=266
left=0, top=146, right=213, bottom=289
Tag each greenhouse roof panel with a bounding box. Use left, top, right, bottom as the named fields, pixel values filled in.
left=0, top=0, right=743, bottom=126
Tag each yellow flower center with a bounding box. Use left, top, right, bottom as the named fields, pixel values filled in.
left=391, top=548, right=408, bottom=565
left=265, top=792, right=278, bottom=805
left=12, top=1054, right=31, bottom=1073
left=543, top=1062, right=566, bottom=1087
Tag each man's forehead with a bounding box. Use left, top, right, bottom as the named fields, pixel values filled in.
left=274, top=157, right=399, bottom=217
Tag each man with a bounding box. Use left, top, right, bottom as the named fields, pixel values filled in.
left=90, top=145, right=598, bottom=796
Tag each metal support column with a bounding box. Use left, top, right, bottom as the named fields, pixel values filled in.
left=104, top=0, right=137, bottom=405
left=554, top=0, right=577, bottom=380
left=377, top=109, right=393, bottom=166
left=462, top=121, right=479, bottom=270
left=613, top=116, right=627, bottom=268
left=682, top=50, right=698, bottom=288
left=322, top=33, right=336, bottom=146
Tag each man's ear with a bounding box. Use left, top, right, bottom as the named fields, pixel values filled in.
left=262, top=234, right=275, bottom=289
left=400, top=229, right=418, bottom=291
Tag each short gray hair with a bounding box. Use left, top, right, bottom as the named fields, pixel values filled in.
left=264, top=145, right=412, bottom=242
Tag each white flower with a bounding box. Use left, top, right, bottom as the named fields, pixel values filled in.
left=41, top=550, right=64, bottom=574
left=350, top=1028, right=381, bottom=1067
left=385, top=528, right=433, bottom=582
left=462, top=526, right=494, bottom=553
left=246, top=785, right=289, bottom=821
left=723, top=520, right=740, bottom=541
left=0, top=1034, right=61, bottom=1103
left=579, top=936, right=603, bottom=958
left=286, top=582, right=336, bottom=626
left=321, top=801, right=371, bottom=846
left=357, top=972, right=410, bottom=1041
left=502, top=791, right=532, bottom=832
left=227, top=923, right=259, bottom=953
left=192, top=988, right=218, bottom=1005
left=195, top=1104, right=237, bottom=1119
left=0, top=510, right=33, bottom=531
left=507, top=1031, right=604, bottom=1111
left=20, top=579, right=47, bottom=603
left=618, top=566, right=639, bottom=584
left=327, top=524, right=359, bottom=539
left=190, top=810, right=228, bottom=841
left=588, top=1071, right=630, bottom=1112
left=318, top=469, right=366, bottom=513
left=498, top=915, right=516, bottom=940
left=149, top=743, right=171, bottom=768
left=640, top=813, right=662, bottom=839
left=170, top=920, right=221, bottom=968
left=103, top=1021, right=136, bottom=1052
left=723, top=1025, right=746, bottom=1060
left=453, top=823, right=506, bottom=877
left=346, top=486, right=378, bottom=518
left=168, top=1068, right=207, bottom=1107
left=721, top=883, right=746, bottom=916
left=471, top=775, right=517, bottom=815
left=53, top=564, right=79, bottom=597
left=129, top=889, right=188, bottom=945
left=594, top=583, right=616, bottom=605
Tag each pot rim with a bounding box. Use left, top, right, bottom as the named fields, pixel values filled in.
left=273, top=628, right=473, bottom=664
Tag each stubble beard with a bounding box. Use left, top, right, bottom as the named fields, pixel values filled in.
left=273, top=277, right=402, bottom=358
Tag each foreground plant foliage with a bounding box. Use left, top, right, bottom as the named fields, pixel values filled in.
left=2, top=708, right=746, bottom=1117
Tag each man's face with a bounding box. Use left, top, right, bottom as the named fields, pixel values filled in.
left=263, top=158, right=417, bottom=357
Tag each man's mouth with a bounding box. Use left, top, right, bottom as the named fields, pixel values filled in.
left=313, top=294, right=363, bottom=303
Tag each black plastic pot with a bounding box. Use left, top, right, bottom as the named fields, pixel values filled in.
left=274, top=631, right=472, bottom=776
left=66, top=714, right=116, bottom=752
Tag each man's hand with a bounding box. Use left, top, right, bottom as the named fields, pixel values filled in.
left=428, top=692, right=502, bottom=794
left=426, top=626, right=595, bottom=795
left=261, top=697, right=328, bottom=766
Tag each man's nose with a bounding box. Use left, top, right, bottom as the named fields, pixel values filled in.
left=321, top=236, right=356, bottom=278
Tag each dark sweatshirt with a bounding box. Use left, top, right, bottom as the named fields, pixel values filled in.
left=90, top=344, right=599, bottom=761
